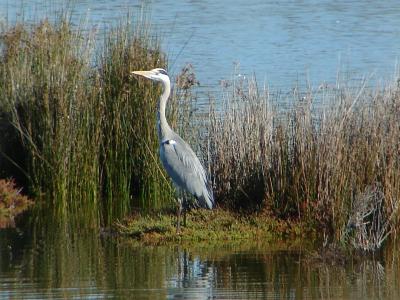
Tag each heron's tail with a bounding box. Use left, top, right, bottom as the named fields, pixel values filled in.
left=198, top=183, right=214, bottom=209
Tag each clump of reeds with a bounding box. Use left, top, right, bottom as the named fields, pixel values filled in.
left=98, top=19, right=177, bottom=225
left=207, top=75, right=400, bottom=246
left=0, top=16, right=178, bottom=228
left=207, top=77, right=273, bottom=210
left=0, top=20, right=101, bottom=227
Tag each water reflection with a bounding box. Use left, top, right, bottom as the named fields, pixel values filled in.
left=0, top=229, right=399, bottom=299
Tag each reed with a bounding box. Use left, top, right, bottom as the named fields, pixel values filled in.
left=0, top=16, right=177, bottom=228
left=207, top=76, right=400, bottom=246
left=0, top=20, right=101, bottom=227
left=98, top=18, right=176, bottom=224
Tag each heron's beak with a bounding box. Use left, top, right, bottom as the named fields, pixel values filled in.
left=130, top=70, right=155, bottom=79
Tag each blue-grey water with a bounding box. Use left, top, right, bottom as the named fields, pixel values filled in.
left=1, top=1, right=400, bottom=299
left=1, top=0, right=400, bottom=91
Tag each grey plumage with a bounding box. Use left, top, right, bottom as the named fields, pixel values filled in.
left=131, top=68, right=214, bottom=213
left=160, top=132, right=214, bottom=209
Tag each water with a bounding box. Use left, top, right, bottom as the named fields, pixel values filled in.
left=0, top=0, right=399, bottom=91
left=0, top=229, right=399, bottom=299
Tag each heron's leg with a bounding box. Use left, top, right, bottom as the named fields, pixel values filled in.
left=183, top=207, right=187, bottom=227
left=182, top=197, right=187, bottom=227
left=176, top=198, right=183, bottom=234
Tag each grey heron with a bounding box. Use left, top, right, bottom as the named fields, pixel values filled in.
left=131, top=68, right=214, bottom=232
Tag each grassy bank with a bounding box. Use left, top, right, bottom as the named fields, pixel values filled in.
left=114, top=209, right=309, bottom=245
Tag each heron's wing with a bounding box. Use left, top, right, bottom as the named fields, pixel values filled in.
left=176, top=139, right=207, bottom=177
left=160, top=137, right=214, bottom=208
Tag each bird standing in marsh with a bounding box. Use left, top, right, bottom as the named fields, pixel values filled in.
left=131, top=68, right=214, bottom=232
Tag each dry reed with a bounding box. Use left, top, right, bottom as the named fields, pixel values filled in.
left=207, top=75, right=400, bottom=246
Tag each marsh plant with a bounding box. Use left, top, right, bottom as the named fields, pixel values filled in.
left=0, top=17, right=178, bottom=228
left=0, top=179, right=32, bottom=228
left=207, top=75, right=400, bottom=246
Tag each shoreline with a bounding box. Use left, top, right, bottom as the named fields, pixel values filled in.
left=113, top=208, right=314, bottom=246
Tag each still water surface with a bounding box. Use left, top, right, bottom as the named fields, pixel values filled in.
left=1, top=229, right=399, bottom=299
left=1, top=0, right=400, bottom=90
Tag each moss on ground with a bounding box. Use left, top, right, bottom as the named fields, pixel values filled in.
left=114, top=209, right=314, bottom=245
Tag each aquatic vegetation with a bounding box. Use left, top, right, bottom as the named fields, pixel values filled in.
left=0, top=16, right=176, bottom=228
left=98, top=21, right=175, bottom=224
left=0, top=179, right=32, bottom=228
left=0, top=20, right=103, bottom=227
left=206, top=75, right=400, bottom=248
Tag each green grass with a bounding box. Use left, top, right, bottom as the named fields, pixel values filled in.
left=115, top=209, right=309, bottom=245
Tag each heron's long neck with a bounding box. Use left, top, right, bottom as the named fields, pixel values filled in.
left=158, top=80, right=172, bottom=140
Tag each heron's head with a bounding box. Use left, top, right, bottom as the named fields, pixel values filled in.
left=130, top=68, right=169, bottom=83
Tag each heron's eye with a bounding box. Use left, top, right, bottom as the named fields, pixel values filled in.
left=158, top=69, right=168, bottom=76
